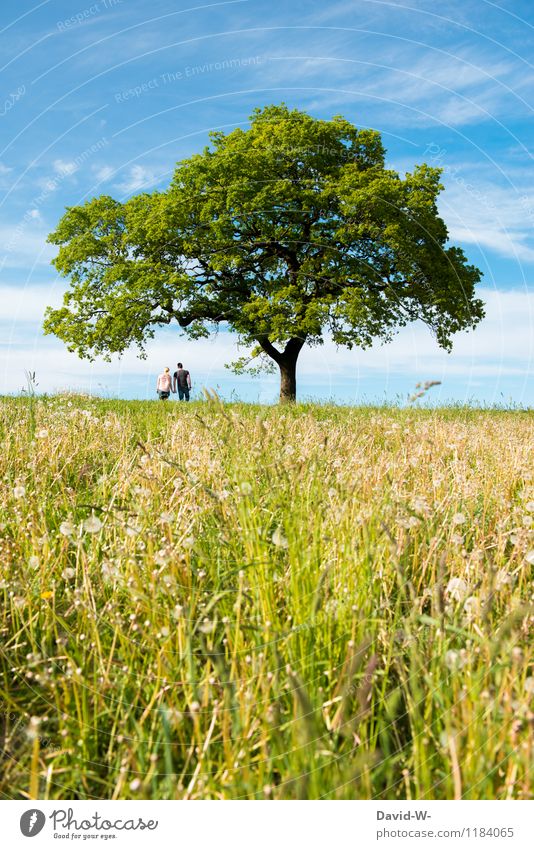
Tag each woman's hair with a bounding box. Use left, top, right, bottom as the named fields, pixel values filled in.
left=164, top=367, right=170, bottom=373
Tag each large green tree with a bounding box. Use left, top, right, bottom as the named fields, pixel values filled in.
left=44, top=105, right=484, bottom=401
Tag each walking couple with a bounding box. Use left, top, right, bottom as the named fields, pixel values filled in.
left=156, top=363, right=192, bottom=401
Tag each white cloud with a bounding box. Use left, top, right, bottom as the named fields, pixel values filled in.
left=0, top=287, right=531, bottom=401
left=439, top=177, right=534, bottom=262
left=261, top=41, right=532, bottom=127
left=93, top=165, right=114, bottom=182
left=0, top=283, right=65, bottom=322
left=115, top=165, right=162, bottom=194
left=0, top=226, right=55, bottom=269
left=53, top=159, right=78, bottom=177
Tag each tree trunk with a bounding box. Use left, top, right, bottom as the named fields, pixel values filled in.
left=256, top=336, right=305, bottom=403
left=279, top=356, right=297, bottom=403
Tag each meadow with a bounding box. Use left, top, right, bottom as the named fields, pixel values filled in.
left=0, top=394, right=532, bottom=800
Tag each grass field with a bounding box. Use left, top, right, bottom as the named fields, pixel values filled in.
left=0, top=394, right=532, bottom=800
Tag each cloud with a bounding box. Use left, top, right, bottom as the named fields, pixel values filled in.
left=115, top=164, right=163, bottom=194
left=0, top=226, right=55, bottom=269
left=0, top=282, right=65, bottom=322
left=0, top=287, right=531, bottom=401
left=93, top=165, right=114, bottom=182
left=53, top=159, right=78, bottom=176
left=260, top=39, right=532, bottom=128
left=439, top=176, right=534, bottom=262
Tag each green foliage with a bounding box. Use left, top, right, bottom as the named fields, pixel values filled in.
left=44, top=105, right=484, bottom=388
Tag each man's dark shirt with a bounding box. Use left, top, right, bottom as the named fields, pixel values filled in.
left=174, top=368, right=190, bottom=388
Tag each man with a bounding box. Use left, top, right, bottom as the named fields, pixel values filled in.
left=173, top=362, right=192, bottom=401
left=156, top=367, right=173, bottom=400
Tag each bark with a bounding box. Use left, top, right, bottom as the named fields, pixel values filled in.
left=279, top=356, right=297, bottom=403
left=256, top=336, right=305, bottom=403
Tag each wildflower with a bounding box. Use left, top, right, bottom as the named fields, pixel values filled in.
left=154, top=550, right=169, bottom=566
left=36, top=428, right=48, bottom=439
left=183, top=536, right=195, bottom=549
left=463, top=596, right=480, bottom=621
left=62, top=567, right=75, bottom=579
left=26, top=716, right=42, bottom=739
left=59, top=520, right=75, bottom=537
left=28, top=555, right=39, bottom=569
left=83, top=515, right=102, bottom=534
left=159, top=511, right=174, bottom=524
left=101, top=562, right=119, bottom=582
left=398, top=516, right=420, bottom=529
left=40, top=591, right=53, bottom=600
left=272, top=526, right=289, bottom=549
left=445, top=648, right=467, bottom=671
left=450, top=533, right=464, bottom=545
left=525, top=501, right=534, bottom=513
left=495, top=569, right=512, bottom=591
left=129, top=779, right=141, bottom=792
left=125, top=524, right=141, bottom=537
left=13, top=484, right=26, bottom=498
left=452, top=512, right=466, bottom=525
left=446, top=577, right=468, bottom=602
left=524, top=677, right=534, bottom=695
left=525, top=550, right=534, bottom=565
left=412, top=496, right=432, bottom=516
left=239, top=482, right=252, bottom=495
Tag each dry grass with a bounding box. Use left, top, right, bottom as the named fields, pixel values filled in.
left=0, top=394, right=532, bottom=799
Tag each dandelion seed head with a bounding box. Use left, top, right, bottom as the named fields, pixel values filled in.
left=446, top=577, right=468, bottom=602
left=59, top=520, right=75, bottom=537
left=271, top=526, right=289, bottom=549
left=83, top=515, right=102, bottom=534
left=463, top=596, right=480, bottom=621
left=495, top=569, right=512, bottom=590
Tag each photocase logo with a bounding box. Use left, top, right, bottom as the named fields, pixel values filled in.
left=20, top=809, right=46, bottom=837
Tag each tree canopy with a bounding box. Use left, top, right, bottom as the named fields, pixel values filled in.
left=44, top=104, right=484, bottom=401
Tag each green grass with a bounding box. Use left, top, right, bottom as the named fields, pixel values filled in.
left=0, top=394, right=532, bottom=799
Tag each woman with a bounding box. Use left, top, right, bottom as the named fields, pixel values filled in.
left=156, top=367, right=173, bottom=400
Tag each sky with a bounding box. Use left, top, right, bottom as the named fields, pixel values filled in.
left=0, top=0, right=532, bottom=405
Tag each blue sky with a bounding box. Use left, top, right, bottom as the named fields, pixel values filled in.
left=0, top=0, right=532, bottom=405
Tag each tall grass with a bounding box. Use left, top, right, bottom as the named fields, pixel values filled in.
left=0, top=394, right=532, bottom=799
